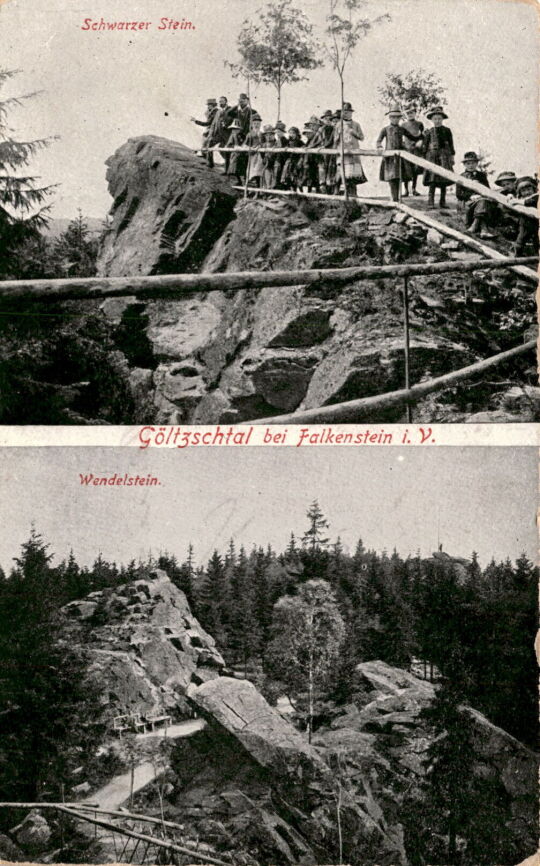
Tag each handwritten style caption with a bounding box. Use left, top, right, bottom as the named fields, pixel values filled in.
left=137, top=425, right=436, bottom=449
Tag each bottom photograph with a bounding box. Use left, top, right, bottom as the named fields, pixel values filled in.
left=0, top=446, right=537, bottom=866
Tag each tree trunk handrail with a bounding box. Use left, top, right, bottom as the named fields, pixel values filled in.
left=249, top=337, right=536, bottom=424
left=203, top=144, right=537, bottom=218
left=0, top=257, right=536, bottom=302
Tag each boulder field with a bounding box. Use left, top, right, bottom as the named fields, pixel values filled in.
left=59, top=571, right=537, bottom=866
left=95, top=136, right=538, bottom=424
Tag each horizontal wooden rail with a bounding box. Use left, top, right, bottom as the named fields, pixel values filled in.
left=395, top=150, right=537, bottom=219
left=0, top=258, right=536, bottom=302
left=251, top=338, right=537, bottom=424
left=232, top=184, right=396, bottom=207
left=396, top=203, right=538, bottom=282
left=204, top=143, right=537, bottom=218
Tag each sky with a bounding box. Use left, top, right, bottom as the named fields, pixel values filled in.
left=0, top=446, right=536, bottom=572
left=1, top=0, right=538, bottom=218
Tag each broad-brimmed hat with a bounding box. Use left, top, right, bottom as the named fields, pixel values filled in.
left=250, top=111, right=261, bottom=122
left=462, top=151, right=480, bottom=163
left=303, top=121, right=314, bottom=131
left=386, top=104, right=402, bottom=117
left=275, top=121, right=286, bottom=131
left=426, top=105, right=448, bottom=119
left=494, top=170, right=517, bottom=186
left=320, top=109, right=333, bottom=119
left=239, top=93, right=249, bottom=100
left=342, top=101, right=354, bottom=112
left=332, top=110, right=342, bottom=120
left=263, top=124, right=274, bottom=133
left=516, top=175, right=537, bottom=193
left=309, top=115, right=321, bottom=125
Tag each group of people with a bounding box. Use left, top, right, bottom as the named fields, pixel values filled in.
left=191, top=93, right=538, bottom=255
left=455, top=155, right=538, bottom=256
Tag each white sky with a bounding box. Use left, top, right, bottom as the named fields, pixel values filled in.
left=1, top=0, right=538, bottom=218
left=0, top=447, right=536, bottom=571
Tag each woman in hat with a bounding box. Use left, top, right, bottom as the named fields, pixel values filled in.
left=262, top=125, right=277, bottom=189
left=245, top=112, right=264, bottom=189
left=421, top=105, right=455, bottom=208
left=282, top=127, right=304, bottom=190
left=376, top=105, right=422, bottom=202
left=455, top=152, right=494, bottom=238
left=224, top=118, right=244, bottom=184
left=333, top=102, right=367, bottom=196
left=401, top=105, right=424, bottom=196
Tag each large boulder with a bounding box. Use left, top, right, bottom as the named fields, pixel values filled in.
left=313, top=661, right=538, bottom=864
left=98, top=136, right=237, bottom=276
left=61, top=569, right=224, bottom=719
left=174, top=676, right=407, bottom=866
left=10, top=811, right=51, bottom=854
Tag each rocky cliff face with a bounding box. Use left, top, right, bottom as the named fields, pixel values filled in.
left=95, top=136, right=537, bottom=424
left=59, top=576, right=536, bottom=866
left=61, top=569, right=224, bottom=719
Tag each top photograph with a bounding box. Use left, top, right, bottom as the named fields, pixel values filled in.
left=0, top=0, right=538, bottom=426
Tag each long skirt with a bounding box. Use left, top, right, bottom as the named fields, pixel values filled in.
left=247, top=152, right=264, bottom=182
left=318, top=155, right=337, bottom=188
left=379, top=154, right=414, bottom=182
left=282, top=154, right=303, bottom=188
left=422, top=148, right=454, bottom=187
left=337, top=153, right=367, bottom=183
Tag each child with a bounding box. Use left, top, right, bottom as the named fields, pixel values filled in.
left=282, top=127, right=303, bottom=190
left=261, top=125, right=277, bottom=189
left=455, top=151, right=494, bottom=238
left=376, top=105, right=422, bottom=202
left=422, top=105, right=455, bottom=208
left=401, top=105, right=424, bottom=196
left=273, top=121, right=289, bottom=189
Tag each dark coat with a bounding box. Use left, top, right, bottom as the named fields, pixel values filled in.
left=422, top=125, right=455, bottom=186
left=230, top=104, right=252, bottom=139
left=456, top=169, right=490, bottom=202
left=376, top=124, right=421, bottom=182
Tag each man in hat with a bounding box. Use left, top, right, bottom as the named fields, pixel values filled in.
left=455, top=152, right=494, bottom=238
left=334, top=102, right=367, bottom=196
left=401, top=105, right=424, bottom=196
left=311, top=110, right=336, bottom=194
left=230, top=93, right=253, bottom=140
left=376, top=105, right=422, bottom=202
left=261, top=124, right=278, bottom=189
left=513, top=176, right=538, bottom=256
left=190, top=98, right=218, bottom=167
left=422, top=105, right=455, bottom=208
left=208, top=96, right=234, bottom=171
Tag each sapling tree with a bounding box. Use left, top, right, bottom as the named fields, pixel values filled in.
left=227, top=0, right=322, bottom=121
left=378, top=69, right=447, bottom=114
left=325, top=0, right=390, bottom=197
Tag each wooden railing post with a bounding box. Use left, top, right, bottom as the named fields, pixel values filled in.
left=403, top=275, right=412, bottom=423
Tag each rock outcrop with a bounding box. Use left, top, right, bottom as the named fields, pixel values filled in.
left=61, top=569, right=224, bottom=719
left=96, top=138, right=537, bottom=424
left=98, top=136, right=237, bottom=276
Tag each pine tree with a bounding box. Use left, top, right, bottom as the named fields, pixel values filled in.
left=198, top=551, right=229, bottom=649
left=52, top=210, right=98, bottom=277
left=0, top=69, right=56, bottom=279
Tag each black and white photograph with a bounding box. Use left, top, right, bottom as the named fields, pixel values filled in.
left=0, top=446, right=537, bottom=865
left=0, top=0, right=538, bottom=425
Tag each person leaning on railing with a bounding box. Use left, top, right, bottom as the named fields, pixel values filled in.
left=376, top=105, right=423, bottom=202
left=455, top=151, right=496, bottom=239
